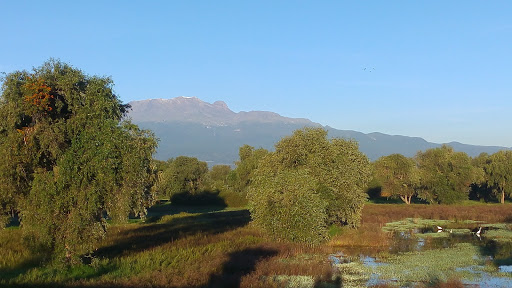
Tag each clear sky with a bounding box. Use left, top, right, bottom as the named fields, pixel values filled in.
left=1, top=1, right=511, bottom=147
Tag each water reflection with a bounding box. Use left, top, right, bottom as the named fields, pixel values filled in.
left=330, top=224, right=512, bottom=287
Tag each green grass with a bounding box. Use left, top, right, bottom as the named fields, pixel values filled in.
left=4, top=202, right=512, bottom=287
left=382, top=218, right=484, bottom=233
left=0, top=203, right=336, bottom=288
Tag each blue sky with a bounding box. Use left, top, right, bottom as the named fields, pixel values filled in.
left=1, top=1, right=511, bottom=147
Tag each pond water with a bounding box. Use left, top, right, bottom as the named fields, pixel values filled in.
left=330, top=220, right=512, bottom=287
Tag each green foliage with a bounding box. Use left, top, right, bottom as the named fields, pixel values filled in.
left=0, top=60, right=157, bottom=264
left=229, top=145, right=269, bottom=193
left=248, top=127, right=371, bottom=244
left=250, top=169, right=329, bottom=243
left=485, top=150, right=512, bottom=204
left=206, top=164, right=231, bottom=192
left=157, top=156, right=208, bottom=199
left=373, top=154, right=419, bottom=204
left=415, top=145, right=478, bottom=204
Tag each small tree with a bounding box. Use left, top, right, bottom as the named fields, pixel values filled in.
left=373, top=154, right=419, bottom=204
left=248, top=127, right=371, bottom=243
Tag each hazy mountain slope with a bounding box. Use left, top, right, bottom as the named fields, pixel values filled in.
left=128, top=97, right=510, bottom=165
left=135, top=121, right=314, bottom=165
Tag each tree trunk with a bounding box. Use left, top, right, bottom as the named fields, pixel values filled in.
left=501, top=190, right=505, bottom=204
left=400, top=195, right=411, bottom=205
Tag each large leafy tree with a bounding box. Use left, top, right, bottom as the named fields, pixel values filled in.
left=373, top=154, right=419, bottom=204
left=469, top=153, right=493, bottom=202
left=248, top=127, right=371, bottom=244
left=0, top=60, right=157, bottom=263
left=415, top=145, right=478, bottom=204
left=485, top=150, right=512, bottom=204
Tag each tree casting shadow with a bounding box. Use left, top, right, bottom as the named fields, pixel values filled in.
left=206, top=247, right=278, bottom=288
left=92, top=209, right=251, bottom=260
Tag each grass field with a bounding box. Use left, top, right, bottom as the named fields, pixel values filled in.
left=2, top=202, right=512, bottom=287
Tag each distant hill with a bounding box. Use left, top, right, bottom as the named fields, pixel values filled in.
left=127, top=97, right=510, bottom=166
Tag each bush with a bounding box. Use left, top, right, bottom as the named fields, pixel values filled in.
left=218, top=190, right=248, bottom=207
left=170, top=191, right=227, bottom=207
left=249, top=169, right=328, bottom=244
left=248, top=128, right=371, bottom=244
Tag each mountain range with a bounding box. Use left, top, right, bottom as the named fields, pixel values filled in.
left=127, top=97, right=510, bottom=166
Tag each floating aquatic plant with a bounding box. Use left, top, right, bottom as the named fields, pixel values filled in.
left=375, top=243, right=485, bottom=284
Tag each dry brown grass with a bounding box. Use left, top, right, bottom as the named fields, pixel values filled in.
left=329, top=223, right=392, bottom=249
left=329, top=203, right=512, bottom=253
left=362, top=203, right=512, bottom=225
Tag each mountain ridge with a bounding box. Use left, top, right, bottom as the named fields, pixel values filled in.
left=127, top=97, right=510, bottom=165
left=128, top=97, right=315, bottom=126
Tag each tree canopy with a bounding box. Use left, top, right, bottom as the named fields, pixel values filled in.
left=248, top=127, right=371, bottom=243
left=484, top=150, right=512, bottom=204
left=157, top=156, right=209, bottom=198
left=415, top=145, right=478, bottom=204
left=373, top=154, right=419, bottom=204
left=0, top=60, right=157, bottom=264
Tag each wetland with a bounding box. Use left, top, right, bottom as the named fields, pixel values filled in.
left=2, top=203, right=512, bottom=287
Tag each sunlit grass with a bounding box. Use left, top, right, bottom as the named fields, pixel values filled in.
left=1, top=204, right=336, bottom=287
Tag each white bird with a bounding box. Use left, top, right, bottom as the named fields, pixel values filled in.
left=437, top=226, right=443, bottom=233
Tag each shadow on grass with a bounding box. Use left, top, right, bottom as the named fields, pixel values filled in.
left=93, top=209, right=251, bottom=260
left=0, top=257, right=46, bottom=283
left=2, top=247, right=276, bottom=288
left=144, top=191, right=228, bottom=223
left=206, top=247, right=278, bottom=288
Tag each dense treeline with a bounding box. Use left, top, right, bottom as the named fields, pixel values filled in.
left=154, top=128, right=372, bottom=243
left=156, top=137, right=511, bottom=209
left=154, top=131, right=512, bottom=245
left=153, top=145, right=269, bottom=207
left=373, top=146, right=512, bottom=204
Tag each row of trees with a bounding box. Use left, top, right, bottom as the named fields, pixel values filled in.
left=153, top=128, right=372, bottom=244
left=153, top=144, right=269, bottom=207
left=0, top=60, right=157, bottom=264
left=153, top=129, right=512, bottom=244
left=373, top=146, right=512, bottom=204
